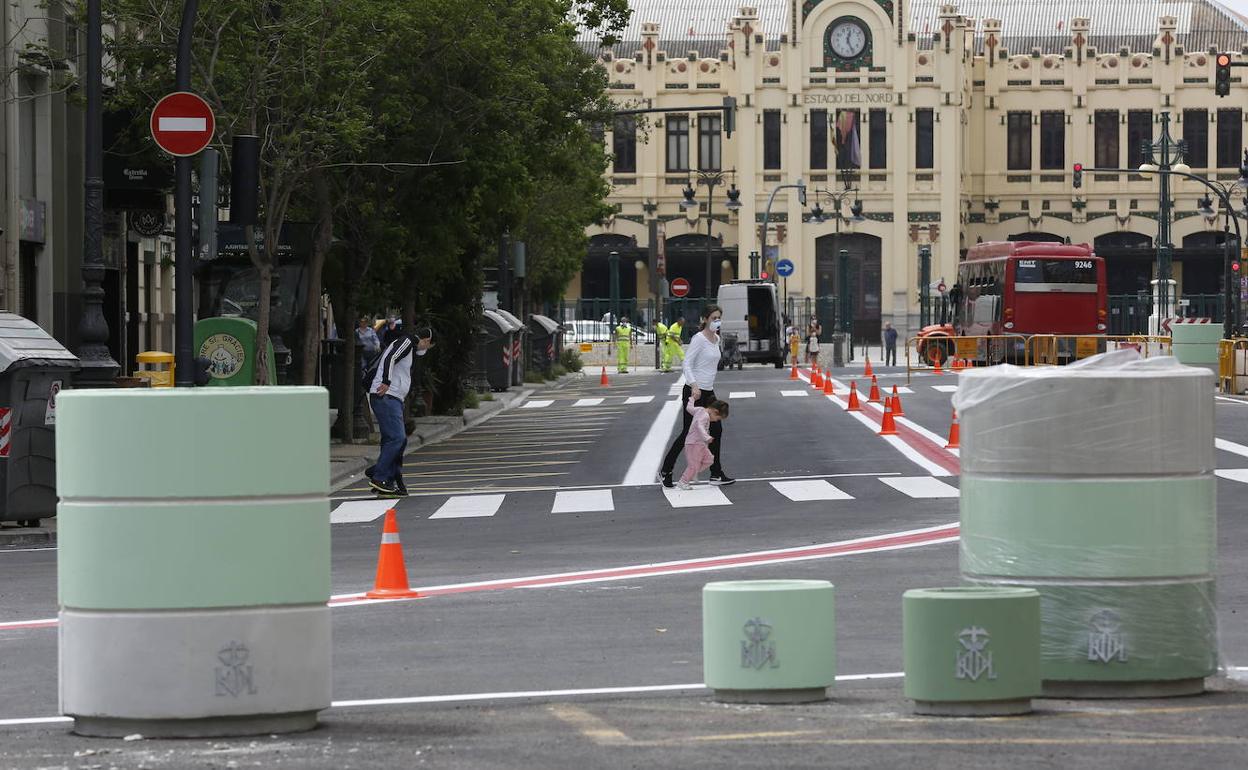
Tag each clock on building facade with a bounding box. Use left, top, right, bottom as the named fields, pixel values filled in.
left=824, top=16, right=872, bottom=69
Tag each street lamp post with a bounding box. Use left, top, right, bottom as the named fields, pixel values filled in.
left=608, top=250, right=620, bottom=326
left=1137, top=112, right=1192, bottom=333
left=808, top=185, right=864, bottom=360
left=681, top=171, right=741, bottom=299
left=759, top=179, right=807, bottom=289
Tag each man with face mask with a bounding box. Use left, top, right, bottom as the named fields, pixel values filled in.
left=367, top=326, right=434, bottom=497
left=659, top=305, right=733, bottom=488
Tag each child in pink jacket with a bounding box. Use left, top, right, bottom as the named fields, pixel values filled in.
left=678, top=399, right=729, bottom=489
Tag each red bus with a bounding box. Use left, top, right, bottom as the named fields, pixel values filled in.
left=917, top=241, right=1108, bottom=364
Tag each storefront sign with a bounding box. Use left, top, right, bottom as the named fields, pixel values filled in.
left=18, top=198, right=46, bottom=243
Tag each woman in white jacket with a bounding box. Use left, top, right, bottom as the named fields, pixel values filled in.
left=660, top=305, right=734, bottom=488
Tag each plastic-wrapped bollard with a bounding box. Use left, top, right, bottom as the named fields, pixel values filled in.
left=57, top=388, right=331, bottom=737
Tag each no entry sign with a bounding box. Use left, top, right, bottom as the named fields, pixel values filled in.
left=670, top=277, right=691, bottom=297
left=150, top=92, right=215, bottom=157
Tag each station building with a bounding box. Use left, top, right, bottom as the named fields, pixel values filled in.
left=575, top=0, right=1248, bottom=342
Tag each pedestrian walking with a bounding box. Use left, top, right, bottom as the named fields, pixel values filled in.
left=615, top=316, right=634, bottom=373
left=883, top=322, right=899, bottom=367
left=784, top=316, right=799, bottom=366
left=660, top=305, right=734, bottom=488
left=664, top=315, right=686, bottom=373
left=677, top=398, right=729, bottom=490
left=356, top=316, right=380, bottom=370
left=366, top=326, right=433, bottom=497
left=806, top=317, right=822, bottom=367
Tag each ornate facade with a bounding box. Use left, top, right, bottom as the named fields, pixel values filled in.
left=577, top=1, right=1248, bottom=341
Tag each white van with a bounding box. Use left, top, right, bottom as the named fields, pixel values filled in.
left=716, top=281, right=786, bottom=368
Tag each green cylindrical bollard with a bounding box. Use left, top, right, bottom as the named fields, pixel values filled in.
left=702, top=580, right=836, bottom=703
left=903, top=587, right=1041, bottom=716
left=955, top=353, right=1217, bottom=698
left=57, top=388, right=331, bottom=737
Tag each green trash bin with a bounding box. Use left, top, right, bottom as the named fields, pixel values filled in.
left=195, top=317, right=278, bottom=386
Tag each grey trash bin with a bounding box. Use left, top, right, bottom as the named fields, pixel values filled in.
left=481, top=311, right=514, bottom=392
left=528, top=314, right=560, bottom=377
left=493, top=309, right=527, bottom=386
left=0, top=314, right=80, bottom=525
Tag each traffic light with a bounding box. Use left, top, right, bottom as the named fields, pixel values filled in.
left=762, top=258, right=775, bottom=281
left=722, top=96, right=737, bottom=138
left=1072, top=162, right=1083, bottom=189
left=1216, top=53, right=1232, bottom=97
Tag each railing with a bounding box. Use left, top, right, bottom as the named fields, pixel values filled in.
left=1220, top=338, right=1248, bottom=394
left=1026, top=335, right=1170, bottom=366
left=1108, top=293, right=1225, bottom=334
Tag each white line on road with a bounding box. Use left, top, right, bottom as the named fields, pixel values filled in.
left=780, top=390, right=809, bottom=397
left=429, top=494, right=506, bottom=519
left=662, top=485, right=732, bottom=508
left=622, top=386, right=683, bottom=486
left=1215, top=469, right=1248, bottom=484
left=573, top=398, right=605, bottom=407
left=1215, top=438, right=1248, bottom=459
left=330, top=499, right=395, bottom=524
left=728, top=391, right=756, bottom=399
left=551, top=489, right=615, bottom=513
left=1216, top=397, right=1248, bottom=406
left=931, top=385, right=959, bottom=393
left=624, top=396, right=656, bottom=404
left=520, top=400, right=554, bottom=409
left=770, top=479, right=854, bottom=502
left=880, top=476, right=960, bottom=498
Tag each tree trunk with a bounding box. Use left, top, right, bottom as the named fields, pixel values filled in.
left=300, top=172, right=334, bottom=384
left=254, top=263, right=274, bottom=385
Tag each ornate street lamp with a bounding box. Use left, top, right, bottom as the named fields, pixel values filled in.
left=680, top=171, right=741, bottom=299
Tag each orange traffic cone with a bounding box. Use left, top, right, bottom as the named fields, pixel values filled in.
left=864, top=355, right=874, bottom=377
left=790, top=361, right=799, bottom=380
left=868, top=374, right=882, bottom=403
left=933, top=352, right=945, bottom=375
left=846, top=382, right=862, bottom=411
left=823, top=370, right=835, bottom=395
left=945, top=408, right=961, bottom=449
left=878, top=400, right=898, bottom=436
left=600, top=366, right=609, bottom=386
left=891, top=385, right=905, bottom=416
left=812, top=365, right=823, bottom=390
left=366, top=509, right=420, bottom=599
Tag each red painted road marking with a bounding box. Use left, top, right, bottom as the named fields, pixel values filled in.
left=0, top=523, right=960, bottom=630
left=802, top=369, right=960, bottom=476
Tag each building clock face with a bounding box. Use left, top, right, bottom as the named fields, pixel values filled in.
left=829, top=20, right=868, bottom=59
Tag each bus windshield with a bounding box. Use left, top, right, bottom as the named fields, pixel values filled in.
left=1014, top=259, right=1098, bottom=287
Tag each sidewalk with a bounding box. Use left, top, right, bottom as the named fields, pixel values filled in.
left=0, top=374, right=576, bottom=547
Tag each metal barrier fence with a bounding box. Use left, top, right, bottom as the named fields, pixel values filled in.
left=905, top=334, right=1028, bottom=382
left=1220, top=338, right=1248, bottom=395
left=1108, top=293, right=1225, bottom=334
left=1027, top=335, right=1170, bottom=366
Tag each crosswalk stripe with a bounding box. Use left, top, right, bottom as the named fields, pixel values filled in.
left=573, top=398, right=605, bottom=406
left=330, top=499, right=393, bottom=524
left=430, top=494, right=506, bottom=519
left=879, top=476, right=960, bottom=498
left=662, top=485, right=732, bottom=508
left=728, top=391, right=756, bottom=399
left=520, top=400, right=553, bottom=409
left=1216, top=438, right=1248, bottom=458
left=931, top=385, right=958, bottom=393
left=1216, top=469, right=1248, bottom=484
left=770, top=480, right=854, bottom=502
left=625, top=396, right=656, bottom=404
left=552, top=489, right=615, bottom=513
left=780, top=390, right=809, bottom=397
left=896, top=387, right=915, bottom=394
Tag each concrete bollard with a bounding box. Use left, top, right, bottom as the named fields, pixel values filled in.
left=702, top=580, right=835, bottom=703
left=57, top=388, right=331, bottom=737
left=956, top=351, right=1217, bottom=697
left=903, top=587, right=1041, bottom=716
left=1169, top=323, right=1223, bottom=377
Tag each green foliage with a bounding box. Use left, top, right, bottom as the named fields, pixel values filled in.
left=550, top=364, right=569, bottom=379
left=461, top=390, right=480, bottom=411
left=559, top=347, right=584, bottom=373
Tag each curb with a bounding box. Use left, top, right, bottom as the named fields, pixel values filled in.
left=330, top=373, right=582, bottom=488
left=0, top=527, right=55, bottom=548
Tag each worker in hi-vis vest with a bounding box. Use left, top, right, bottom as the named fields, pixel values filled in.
left=656, top=320, right=670, bottom=372
left=615, top=316, right=633, bottom=373
left=665, top=315, right=685, bottom=372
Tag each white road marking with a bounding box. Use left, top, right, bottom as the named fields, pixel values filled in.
left=520, top=400, right=554, bottom=409
left=728, top=391, right=756, bottom=399
left=881, top=476, right=960, bottom=498
left=780, top=390, right=809, bottom=397
left=662, top=485, right=732, bottom=508
left=430, top=494, right=506, bottom=519
left=573, top=398, right=605, bottom=407
left=1215, top=438, right=1248, bottom=459
left=770, top=480, right=854, bottom=502
left=861, top=399, right=960, bottom=457
left=896, top=387, right=915, bottom=394
left=624, top=396, right=655, bottom=404
left=622, top=393, right=683, bottom=486
left=330, top=499, right=394, bottom=524
left=1216, top=397, right=1248, bottom=406
left=552, top=489, right=615, bottom=513
left=667, top=374, right=686, bottom=396
left=1215, top=469, right=1248, bottom=484
left=931, top=385, right=959, bottom=393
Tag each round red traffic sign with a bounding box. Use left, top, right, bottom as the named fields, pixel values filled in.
left=150, top=92, right=215, bottom=157
left=937, top=281, right=947, bottom=294
left=670, top=277, right=691, bottom=297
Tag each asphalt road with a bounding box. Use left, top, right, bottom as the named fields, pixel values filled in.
left=2, top=362, right=1248, bottom=768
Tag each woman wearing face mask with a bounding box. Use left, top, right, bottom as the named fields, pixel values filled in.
left=660, top=305, right=734, bottom=488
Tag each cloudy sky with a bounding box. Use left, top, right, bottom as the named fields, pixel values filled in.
left=1221, top=0, right=1248, bottom=21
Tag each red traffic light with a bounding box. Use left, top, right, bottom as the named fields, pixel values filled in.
left=1234, top=261, right=1241, bottom=272
left=1073, top=163, right=1083, bottom=172
left=760, top=272, right=770, bottom=280
left=1218, top=53, right=1232, bottom=67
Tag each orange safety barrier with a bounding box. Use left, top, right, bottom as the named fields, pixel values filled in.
left=1220, top=338, right=1248, bottom=395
